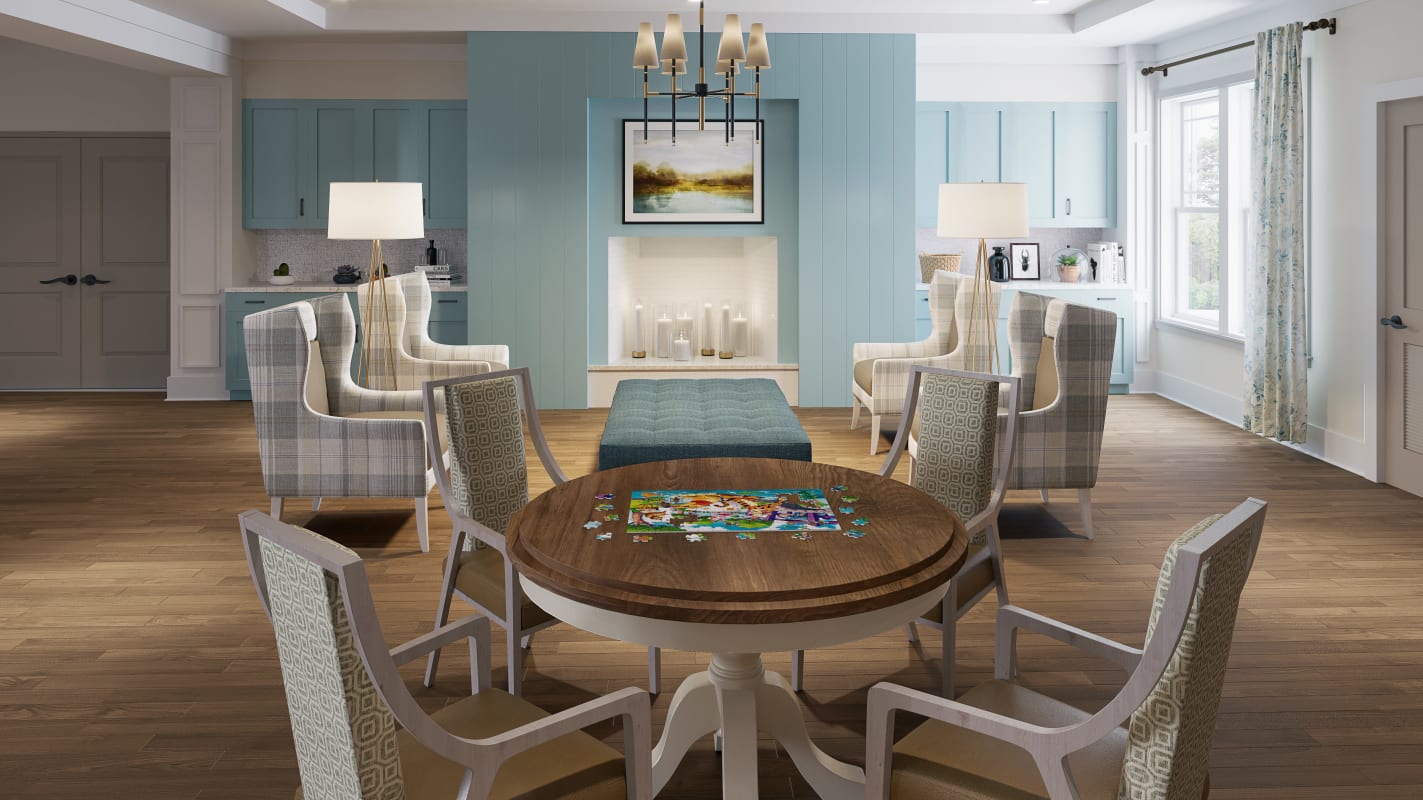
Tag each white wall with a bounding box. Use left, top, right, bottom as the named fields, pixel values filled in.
left=917, top=63, right=1118, bottom=102
left=0, top=36, right=169, bottom=131
left=1142, top=0, right=1423, bottom=475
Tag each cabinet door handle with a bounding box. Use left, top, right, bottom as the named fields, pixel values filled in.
left=1097, top=296, right=1116, bottom=301
left=40, top=274, right=77, bottom=285
left=1066, top=198, right=1072, bottom=216
left=299, top=198, right=305, bottom=216
left=244, top=300, right=267, bottom=305
left=423, top=197, right=429, bottom=216
left=80, top=274, right=111, bottom=286
left=436, top=298, right=457, bottom=304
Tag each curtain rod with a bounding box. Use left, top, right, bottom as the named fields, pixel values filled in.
left=1141, top=17, right=1336, bottom=77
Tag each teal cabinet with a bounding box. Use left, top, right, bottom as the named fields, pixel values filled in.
left=915, top=102, right=1116, bottom=230
left=225, top=289, right=468, bottom=397
left=243, top=100, right=468, bottom=230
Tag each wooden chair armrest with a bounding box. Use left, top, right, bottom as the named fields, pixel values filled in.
left=389, top=616, right=493, bottom=695
left=995, top=604, right=1142, bottom=678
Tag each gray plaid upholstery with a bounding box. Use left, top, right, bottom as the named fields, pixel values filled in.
left=259, top=533, right=405, bottom=800
left=909, top=373, right=1000, bottom=540
left=244, top=297, right=431, bottom=499
left=398, top=273, right=510, bottom=367
left=1004, top=295, right=1117, bottom=491
left=442, top=376, right=531, bottom=541
left=354, top=275, right=505, bottom=391
left=852, top=271, right=965, bottom=415
left=1119, top=513, right=1257, bottom=800
left=945, top=280, right=1003, bottom=374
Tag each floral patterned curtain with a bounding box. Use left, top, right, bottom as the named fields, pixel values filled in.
left=1245, top=22, right=1307, bottom=443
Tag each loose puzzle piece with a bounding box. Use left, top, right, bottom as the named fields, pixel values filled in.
left=791, top=532, right=814, bottom=542
left=583, top=521, right=602, bottom=529
left=735, top=532, right=757, bottom=541
left=605, top=513, right=620, bottom=521
left=830, top=485, right=848, bottom=492
left=841, top=495, right=859, bottom=504
left=595, top=493, right=615, bottom=500
left=844, top=530, right=866, bottom=539
left=685, top=533, right=707, bottom=543
left=632, top=535, right=653, bottom=543
left=595, top=532, right=613, bottom=541
left=838, top=506, right=856, bottom=514
left=852, top=517, right=869, bottom=526
left=595, top=503, right=615, bottom=511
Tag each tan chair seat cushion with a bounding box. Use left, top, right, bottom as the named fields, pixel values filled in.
left=917, top=544, right=994, bottom=624
left=456, top=547, right=556, bottom=629
left=341, top=410, right=449, bottom=454
left=296, top=689, right=626, bottom=800
left=891, top=680, right=1127, bottom=800
left=853, top=359, right=877, bottom=394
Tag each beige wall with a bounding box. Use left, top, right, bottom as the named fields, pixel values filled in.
left=0, top=36, right=169, bottom=131
left=241, top=58, right=465, bottom=99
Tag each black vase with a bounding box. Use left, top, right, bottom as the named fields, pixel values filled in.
left=988, top=246, right=1010, bottom=283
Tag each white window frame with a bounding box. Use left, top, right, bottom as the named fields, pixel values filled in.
left=1156, top=74, right=1254, bottom=343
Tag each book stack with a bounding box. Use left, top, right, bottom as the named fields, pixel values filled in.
left=415, top=264, right=461, bottom=286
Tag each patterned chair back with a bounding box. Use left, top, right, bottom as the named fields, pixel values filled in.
left=1118, top=509, right=1263, bottom=800
left=247, top=524, right=407, bottom=800
left=440, top=374, right=531, bottom=535
left=909, top=371, right=1001, bottom=527
left=925, top=271, right=962, bottom=355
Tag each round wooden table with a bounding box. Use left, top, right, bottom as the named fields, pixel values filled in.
left=507, top=457, right=968, bottom=800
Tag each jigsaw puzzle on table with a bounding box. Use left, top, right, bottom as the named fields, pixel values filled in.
left=627, top=490, right=843, bottom=533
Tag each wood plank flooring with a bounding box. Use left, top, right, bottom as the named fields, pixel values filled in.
left=1, top=393, right=1420, bottom=799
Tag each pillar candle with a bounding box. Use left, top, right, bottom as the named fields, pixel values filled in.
left=633, top=303, right=646, bottom=354
left=731, top=314, right=749, bottom=357
left=676, top=310, right=694, bottom=344
left=720, top=304, right=732, bottom=355
left=655, top=315, right=673, bottom=358
left=701, top=302, right=715, bottom=354
left=672, top=335, right=691, bottom=361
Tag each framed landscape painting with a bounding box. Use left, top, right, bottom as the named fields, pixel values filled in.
left=623, top=120, right=763, bottom=224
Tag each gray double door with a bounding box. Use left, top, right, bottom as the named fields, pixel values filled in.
left=0, top=137, right=169, bottom=389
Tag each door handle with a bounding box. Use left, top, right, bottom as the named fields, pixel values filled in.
left=1381, top=315, right=1408, bottom=330
left=299, top=197, right=305, bottom=216
left=1066, top=197, right=1072, bottom=216
left=40, top=274, right=78, bottom=286
left=80, top=274, right=111, bottom=286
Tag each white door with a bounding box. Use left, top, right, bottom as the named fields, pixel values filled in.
left=1383, top=98, right=1423, bottom=496
left=0, top=138, right=83, bottom=388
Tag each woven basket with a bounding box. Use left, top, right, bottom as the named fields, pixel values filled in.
left=918, top=253, right=962, bottom=284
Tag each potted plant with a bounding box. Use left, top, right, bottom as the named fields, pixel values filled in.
left=1056, top=253, right=1081, bottom=283
left=270, top=262, right=294, bottom=286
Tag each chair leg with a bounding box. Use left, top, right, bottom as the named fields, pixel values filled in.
left=1040, top=488, right=1050, bottom=503
left=415, top=494, right=430, bottom=553
left=311, top=497, right=322, bottom=512
left=269, top=497, right=283, bottom=519
left=520, top=632, right=534, bottom=649
left=505, top=564, right=524, bottom=696
left=905, top=621, right=919, bottom=643
left=869, top=414, right=882, bottom=455
left=1078, top=488, right=1095, bottom=540
left=423, top=578, right=459, bottom=688
left=941, top=599, right=958, bottom=699
left=850, top=395, right=861, bottom=430
left=791, top=650, right=805, bottom=692
left=648, top=646, right=661, bottom=695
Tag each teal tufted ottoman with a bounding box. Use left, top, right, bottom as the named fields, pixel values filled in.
left=598, top=379, right=811, bottom=470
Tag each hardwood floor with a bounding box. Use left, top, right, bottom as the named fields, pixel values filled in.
left=2, top=392, right=1420, bottom=799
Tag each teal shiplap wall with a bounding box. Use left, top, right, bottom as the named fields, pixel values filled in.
left=467, top=32, right=916, bottom=408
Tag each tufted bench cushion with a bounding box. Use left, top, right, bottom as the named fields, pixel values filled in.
left=598, top=379, right=811, bottom=470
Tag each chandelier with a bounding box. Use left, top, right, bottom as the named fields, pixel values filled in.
left=632, top=2, right=771, bottom=143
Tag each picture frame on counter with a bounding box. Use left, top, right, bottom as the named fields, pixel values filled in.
left=1010, top=243, right=1040, bottom=281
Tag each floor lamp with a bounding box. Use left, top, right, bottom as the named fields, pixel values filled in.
left=936, top=183, right=1028, bottom=374
left=328, top=182, right=425, bottom=389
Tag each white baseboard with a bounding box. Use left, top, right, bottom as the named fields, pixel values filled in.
left=166, top=374, right=228, bottom=401
left=1129, top=369, right=1372, bottom=480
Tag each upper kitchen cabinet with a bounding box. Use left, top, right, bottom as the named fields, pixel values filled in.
left=243, top=99, right=468, bottom=229
left=915, top=101, right=1116, bottom=229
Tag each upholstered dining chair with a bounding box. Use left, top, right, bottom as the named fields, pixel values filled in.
left=420, top=369, right=663, bottom=697
left=238, top=510, right=652, bottom=800
left=355, top=273, right=509, bottom=391
left=864, top=497, right=1268, bottom=800
left=243, top=294, right=443, bottom=552
left=398, top=272, right=511, bottom=368
left=793, top=365, right=1021, bottom=698
left=851, top=270, right=964, bottom=455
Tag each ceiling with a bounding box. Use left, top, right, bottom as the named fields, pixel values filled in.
left=121, top=0, right=1309, bottom=44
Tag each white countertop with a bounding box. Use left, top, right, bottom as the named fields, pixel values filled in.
left=227, top=280, right=466, bottom=293
left=915, top=280, right=1131, bottom=291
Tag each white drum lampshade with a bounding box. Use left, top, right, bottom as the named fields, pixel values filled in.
left=327, top=182, right=425, bottom=241
left=936, top=182, right=1028, bottom=239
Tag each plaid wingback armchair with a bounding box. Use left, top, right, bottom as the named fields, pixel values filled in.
left=243, top=294, right=441, bottom=552
left=1003, top=293, right=1118, bottom=538
left=851, top=270, right=964, bottom=455
left=354, top=274, right=508, bottom=391
left=398, top=272, right=510, bottom=367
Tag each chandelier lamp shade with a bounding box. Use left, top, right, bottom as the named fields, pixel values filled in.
left=632, top=2, right=770, bottom=143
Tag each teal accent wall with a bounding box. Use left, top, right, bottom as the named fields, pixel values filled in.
left=467, top=32, right=916, bottom=408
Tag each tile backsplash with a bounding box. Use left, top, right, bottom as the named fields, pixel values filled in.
left=249, top=229, right=467, bottom=283
left=916, top=227, right=1107, bottom=283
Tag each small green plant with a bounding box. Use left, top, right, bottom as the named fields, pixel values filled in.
left=273, top=262, right=290, bottom=277
left=1056, top=253, right=1079, bottom=267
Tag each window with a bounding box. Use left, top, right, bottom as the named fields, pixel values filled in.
left=1159, top=80, right=1254, bottom=338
